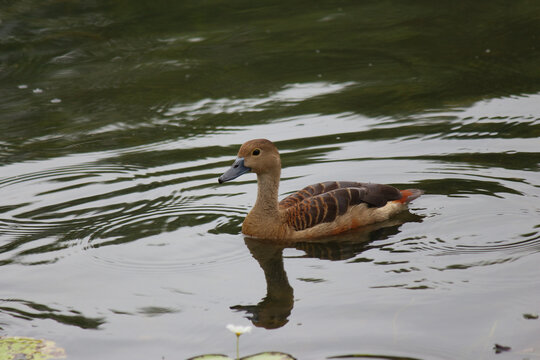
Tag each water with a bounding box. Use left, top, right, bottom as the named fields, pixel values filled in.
left=1, top=1, right=540, bottom=359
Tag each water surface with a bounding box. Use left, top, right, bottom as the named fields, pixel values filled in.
left=1, top=1, right=540, bottom=359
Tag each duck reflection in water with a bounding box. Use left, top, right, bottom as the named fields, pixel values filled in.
left=231, top=238, right=293, bottom=329
left=230, top=213, right=422, bottom=329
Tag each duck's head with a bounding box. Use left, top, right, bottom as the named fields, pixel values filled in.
left=218, top=139, right=281, bottom=184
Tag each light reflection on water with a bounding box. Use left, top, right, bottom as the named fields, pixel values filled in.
left=1, top=1, right=540, bottom=359
left=164, top=82, right=357, bottom=116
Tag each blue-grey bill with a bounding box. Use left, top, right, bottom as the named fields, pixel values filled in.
left=218, top=157, right=251, bottom=183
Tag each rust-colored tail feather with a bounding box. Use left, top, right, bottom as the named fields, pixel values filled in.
left=396, top=189, right=424, bottom=204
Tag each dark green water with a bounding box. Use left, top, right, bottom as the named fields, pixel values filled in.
left=1, top=1, right=540, bottom=359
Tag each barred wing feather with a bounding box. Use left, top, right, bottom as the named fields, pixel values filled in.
left=280, top=182, right=402, bottom=231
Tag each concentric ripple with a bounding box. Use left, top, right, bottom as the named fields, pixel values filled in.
left=0, top=156, right=248, bottom=270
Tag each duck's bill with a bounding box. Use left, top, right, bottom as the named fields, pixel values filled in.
left=218, top=157, right=251, bottom=184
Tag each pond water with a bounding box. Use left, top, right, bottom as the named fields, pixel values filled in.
left=1, top=1, right=540, bottom=359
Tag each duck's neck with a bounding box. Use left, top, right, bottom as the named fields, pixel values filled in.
left=252, top=172, right=281, bottom=217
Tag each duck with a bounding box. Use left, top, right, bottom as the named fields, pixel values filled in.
left=218, top=139, right=423, bottom=241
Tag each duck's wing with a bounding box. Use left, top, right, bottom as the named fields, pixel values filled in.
left=279, top=181, right=401, bottom=209
left=280, top=182, right=403, bottom=231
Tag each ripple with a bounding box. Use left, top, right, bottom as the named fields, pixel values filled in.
left=163, top=81, right=356, bottom=117
left=0, top=159, right=247, bottom=269
left=84, top=203, right=245, bottom=247
left=85, top=232, right=249, bottom=273
left=431, top=230, right=540, bottom=256
left=78, top=201, right=248, bottom=273
left=385, top=216, right=540, bottom=261
left=0, top=162, right=141, bottom=190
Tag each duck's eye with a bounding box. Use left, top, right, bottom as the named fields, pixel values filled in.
left=252, top=149, right=261, bottom=156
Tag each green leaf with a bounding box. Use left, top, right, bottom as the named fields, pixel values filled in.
left=187, top=355, right=233, bottom=360
left=0, top=336, right=65, bottom=360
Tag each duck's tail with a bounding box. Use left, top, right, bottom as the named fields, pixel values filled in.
left=395, top=189, right=424, bottom=204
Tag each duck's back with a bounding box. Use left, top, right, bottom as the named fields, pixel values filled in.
left=279, top=181, right=421, bottom=238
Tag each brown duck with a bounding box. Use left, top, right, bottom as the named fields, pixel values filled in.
left=218, top=139, right=423, bottom=241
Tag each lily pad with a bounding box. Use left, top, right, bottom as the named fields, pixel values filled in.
left=0, top=336, right=65, bottom=360
left=187, top=352, right=296, bottom=360
left=187, top=355, right=232, bottom=360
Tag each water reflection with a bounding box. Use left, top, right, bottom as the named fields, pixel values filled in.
left=231, top=239, right=293, bottom=329
left=164, top=82, right=356, bottom=117
left=0, top=299, right=104, bottom=330
left=232, top=214, right=422, bottom=329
